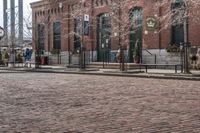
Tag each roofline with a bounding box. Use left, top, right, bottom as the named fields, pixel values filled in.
left=30, top=0, right=46, bottom=8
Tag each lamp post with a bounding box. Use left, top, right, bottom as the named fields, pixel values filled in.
left=118, top=0, right=125, bottom=71
left=102, top=43, right=105, bottom=68
left=79, top=0, right=87, bottom=70
left=180, top=42, right=184, bottom=73
left=183, top=5, right=190, bottom=74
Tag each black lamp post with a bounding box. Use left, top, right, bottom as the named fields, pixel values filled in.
left=102, top=43, right=105, bottom=68
left=118, top=0, right=125, bottom=71
left=79, top=44, right=86, bottom=70
left=183, top=7, right=190, bottom=74
left=180, top=42, right=184, bottom=73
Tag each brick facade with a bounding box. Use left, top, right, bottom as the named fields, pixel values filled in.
left=31, top=0, right=200, bottom=64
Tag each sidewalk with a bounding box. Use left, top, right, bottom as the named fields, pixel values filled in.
left=1, top=65, right=200, bottom=81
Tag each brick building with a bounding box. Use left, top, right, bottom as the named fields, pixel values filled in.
left=31, top=0, right=200, bottom=65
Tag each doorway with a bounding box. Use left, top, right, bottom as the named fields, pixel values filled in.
left=97, top=13, right=111, bottom=62
left=129, top=7, right=143, bottom=63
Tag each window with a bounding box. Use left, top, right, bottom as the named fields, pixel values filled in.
left=96, top=13, right=111, bottom=62
left=38, top=24, right=45, bottom=50
left=74, top=17, right=81, bottom=51
left=171, top=0, right=185, bottom=45
left=129, top=7, right=143, bottom=63
left=102, top=16, right=111, bottom=29
left=130, top=8, right=142, bottom=30
left=53, top=22, right=61, bottom=49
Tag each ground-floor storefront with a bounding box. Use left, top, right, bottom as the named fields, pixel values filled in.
left=31, top=0, right=200, bottom=69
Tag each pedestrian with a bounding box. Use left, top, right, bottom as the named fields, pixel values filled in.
left=116, top=47, right=121, bottom=63
left=2, top=49, right=9, bottom=66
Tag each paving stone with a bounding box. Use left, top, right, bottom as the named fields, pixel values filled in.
left=0, top=73, right=199, bottom=132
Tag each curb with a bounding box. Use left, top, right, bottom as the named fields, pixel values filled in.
left=3, top=68, right=199, bottom=81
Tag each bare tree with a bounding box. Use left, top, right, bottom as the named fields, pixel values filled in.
left=155, top=0, right=200, bottom=73
left=64, top=0, right=94, bottom=68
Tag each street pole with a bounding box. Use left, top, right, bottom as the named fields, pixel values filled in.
left=183, top=8, right=190, bottom=74
left=102, top=44, right=105, bottom=68
left=68, top=5, right=71, bottom=66
left=81, top=22, right=84, bottom=70
left=180, top=43, right=183, bottom=73
left=80, top=0, right=85, bottom=70
left=118, top=0, right=125, bottom=71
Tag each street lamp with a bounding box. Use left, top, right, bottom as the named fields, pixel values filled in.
left=79, top=1, right=87, bottom=70
left=118, top=1, right=125, bottom=71
left=180, top=42, right=184, bottom=73
left=102, top=43, right=105, bottom=68
left=183, top=5, right=190, bottom=74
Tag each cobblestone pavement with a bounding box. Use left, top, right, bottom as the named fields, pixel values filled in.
left=0, top=72, right=200, bottom=133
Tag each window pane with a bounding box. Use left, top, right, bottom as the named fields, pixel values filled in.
left=74, top=17, right=81, bottom=51
left=171, top=1, right=184, bottom=45
left=38, top=24, right=45, bottom=50
left=53, top=22, right=61, bottom=49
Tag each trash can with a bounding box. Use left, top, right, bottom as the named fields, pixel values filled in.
left=35, top=56, right=41, bottom=65
left=41, top=56, right=48, bottom=65
left=44, top=56, right=48, bottom=65
left=41, top=56, right=45, bottom=65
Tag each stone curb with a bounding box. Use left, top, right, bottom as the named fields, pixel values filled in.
left=2, top=68, right=199, bottom=81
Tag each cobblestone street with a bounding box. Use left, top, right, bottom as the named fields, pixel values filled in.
left=0, top=72, right=200, bottom=132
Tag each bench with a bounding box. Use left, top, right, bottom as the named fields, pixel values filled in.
left=139, top=64, right=183, bottom=73
left=23, top=61, right=36, bottom=68
left=7, top=61, right=36, bottom=68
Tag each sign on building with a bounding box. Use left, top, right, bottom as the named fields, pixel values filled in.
left=146, top=16, right=156, bottom=32
left=84, top=14, right=89, bottom=35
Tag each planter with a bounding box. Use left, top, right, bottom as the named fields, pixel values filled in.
left=166, top=45, right=181, bottom=53
left=133, top=56, right=140, bottom=63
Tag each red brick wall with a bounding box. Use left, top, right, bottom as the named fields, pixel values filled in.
left=31, top=0, right=200, bottom=53
left=188, top=5, right=200, bottom=46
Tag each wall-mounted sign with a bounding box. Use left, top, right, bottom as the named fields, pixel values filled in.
left=84, top=14, right=89, bottom=35
left=0, top=27, right=5, bottom=38
left=84, top=14, right=89, bottom=21
left=146, top=16, right=156, bottom=32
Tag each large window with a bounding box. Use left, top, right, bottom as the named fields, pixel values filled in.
left=129, top=7, right=143, bottom=63
left=171, top=0, right=185, bottom=45
left=74, top=17, right=81, bottom=52
left=130, top=8, right=143, bottom=30
left=53, top=21, right=61, bottom=50
left=38, top=24, right=45, bottom=50
left=97, top=13, right=111, bottom=62
left=101, top=14, right=111, bottom=29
